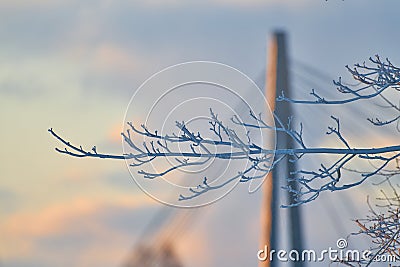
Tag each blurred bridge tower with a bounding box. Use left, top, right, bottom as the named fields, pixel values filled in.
left=123, top=241, right=182, bottom=267
left=259, top=31, right=304, bottom=267
left=121, top=208, right=194, bottom=267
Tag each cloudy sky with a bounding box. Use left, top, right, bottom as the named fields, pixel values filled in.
left=1, top=1, right=400, bottom=266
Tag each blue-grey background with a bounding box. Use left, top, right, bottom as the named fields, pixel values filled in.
left=1, top=1, right=399, bottom=266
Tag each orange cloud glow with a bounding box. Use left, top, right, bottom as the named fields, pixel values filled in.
left=1, top=195, right=155, bottom=260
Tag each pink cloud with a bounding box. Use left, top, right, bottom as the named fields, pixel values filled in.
left=1, top=195, right=155, bottom=262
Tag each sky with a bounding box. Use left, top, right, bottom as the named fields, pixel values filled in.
left=1, top=0, right=400, bottom=266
